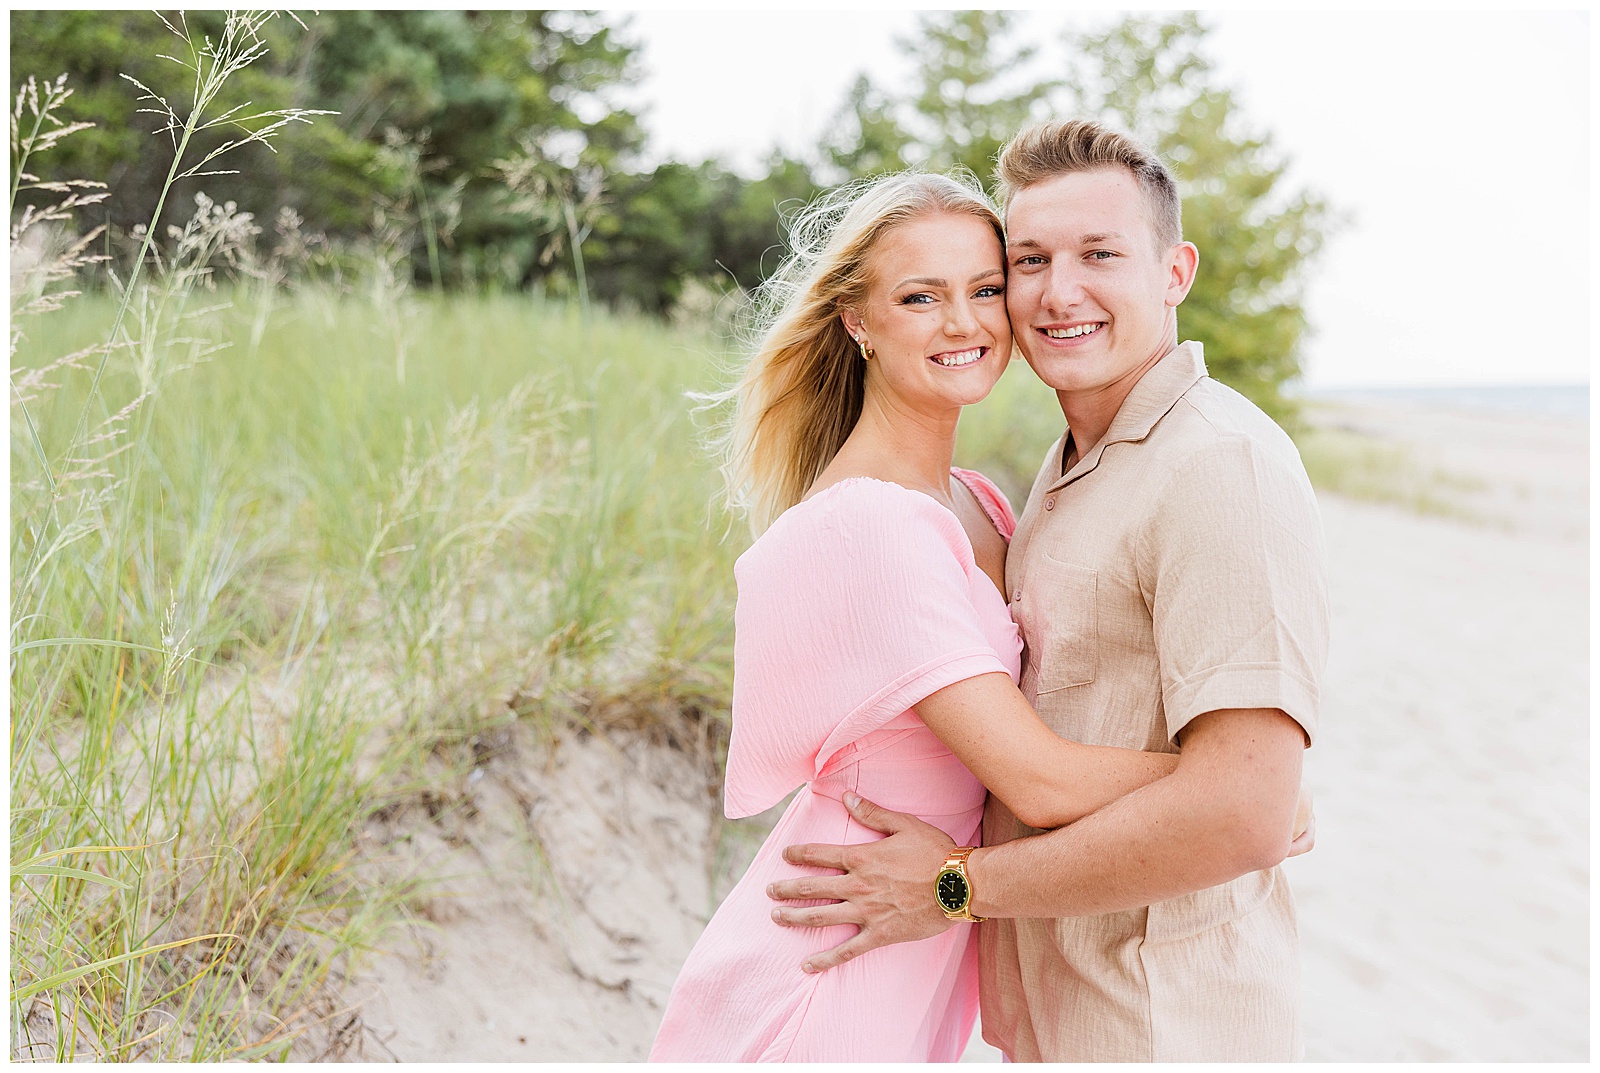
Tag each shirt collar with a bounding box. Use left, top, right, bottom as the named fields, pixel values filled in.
left=1052, top=340, right=1208, bottom=490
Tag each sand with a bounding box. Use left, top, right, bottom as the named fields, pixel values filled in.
left=1289, top=399, right=1588, bottom=1062
left=336, top=727, right=724, bottom=1061
left=340, top=397, right=1589, bottom=1062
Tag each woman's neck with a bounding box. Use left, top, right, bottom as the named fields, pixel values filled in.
left=812, top=388, right=960, bottom=505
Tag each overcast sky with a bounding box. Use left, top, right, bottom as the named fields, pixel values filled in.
left=618, top=9, right=1590, bottom=388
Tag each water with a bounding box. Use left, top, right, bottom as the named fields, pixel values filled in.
left=1303, top=383, right=1589, bottom=420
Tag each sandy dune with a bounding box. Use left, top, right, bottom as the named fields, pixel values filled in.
left=340, top=729, right=723, bottom=1061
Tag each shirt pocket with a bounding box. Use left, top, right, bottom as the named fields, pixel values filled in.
left=1021, top=556, right=1099, bottom=693
left=1143, top=867, right=1277, bottom=944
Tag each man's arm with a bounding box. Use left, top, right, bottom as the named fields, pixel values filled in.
left=911, top=672, right=1179, bottom=830
left=768, top=706, right=1305, bottom=973
left=969, top=705, right=1302, bottom=916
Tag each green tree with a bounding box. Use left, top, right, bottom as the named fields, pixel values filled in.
left=820, top=75, right=914, bottom=180
left=823, top=12, right=1053, bottom=182
left=901, top=11, right=1052, bottom=179
left=7, top=11, right=344, bottom=234
left=580, top=154, right=820, bottom=314
left=9, top=10, right=645, bottom=289
left=287, top=9, right=644, bottom=288
left=1064, top=14, right=1333, bottom=423
left=710, top=154, right=822, bottom=293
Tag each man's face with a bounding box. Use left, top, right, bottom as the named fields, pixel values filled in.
left=1004, top=167, right=1195, bottom=400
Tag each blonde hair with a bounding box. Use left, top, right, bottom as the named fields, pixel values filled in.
left=996, top=119, right=1181, bottom=249
left=710, top=171, right=1003, bottom=534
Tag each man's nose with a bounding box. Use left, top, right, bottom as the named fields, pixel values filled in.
left=1040, top=264, right=1086, bottom=316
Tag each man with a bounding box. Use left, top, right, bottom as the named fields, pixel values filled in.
left=766, top=119, right=1330, bottom=1061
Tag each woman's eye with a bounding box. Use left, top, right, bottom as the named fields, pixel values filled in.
left=975, top=285, right=1005, bottom=298
left=899, top=292, right=934, bottom=305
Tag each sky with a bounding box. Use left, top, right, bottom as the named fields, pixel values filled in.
left=617, top=9, right=1591, bottom=389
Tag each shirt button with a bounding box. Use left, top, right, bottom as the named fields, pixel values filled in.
left=1044, top=496, right=1056, bottom=510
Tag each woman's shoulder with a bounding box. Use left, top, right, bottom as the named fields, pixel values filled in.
left=740, top=477, right=968, bottom=575
left=950, top=466, right=1017, bottom=539
left=781, top=475, right=959, bottom=534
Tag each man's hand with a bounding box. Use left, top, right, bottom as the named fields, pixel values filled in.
left=767, top=792, right=957, bottom=973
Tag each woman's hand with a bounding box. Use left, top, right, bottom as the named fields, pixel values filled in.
left=1287, top=786, right=1315, bottom=857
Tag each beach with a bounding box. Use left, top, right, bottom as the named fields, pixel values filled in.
left=1288, top=396, right=1588, bottom=1061
left=343, top=394, right=1589, bottom=1062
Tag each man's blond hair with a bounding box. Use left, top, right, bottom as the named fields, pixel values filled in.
left=995, top=119, right=1181, bottom=250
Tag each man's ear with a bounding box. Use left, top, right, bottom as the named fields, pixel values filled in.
left=1166, top=241, right=1199, bottom=308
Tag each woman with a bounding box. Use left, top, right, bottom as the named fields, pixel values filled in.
left=650, top=173, right=1255, bottom=1061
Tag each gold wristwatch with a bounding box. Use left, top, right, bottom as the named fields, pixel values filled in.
left=934, top=846, right=985, bottom=922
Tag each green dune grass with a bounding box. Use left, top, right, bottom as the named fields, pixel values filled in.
left=10, top=288, right=746, bottom=1058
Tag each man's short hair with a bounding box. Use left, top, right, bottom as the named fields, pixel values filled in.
left=995, top=120, right=1182, bottom=250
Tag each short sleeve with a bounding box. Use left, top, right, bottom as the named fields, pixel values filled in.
left=723, top=481, right=1011, bottom=817
left=1137, top=436, right=1330, bottom=745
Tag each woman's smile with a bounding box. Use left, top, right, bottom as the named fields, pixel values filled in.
left=929, top=345, right=988, bottom=368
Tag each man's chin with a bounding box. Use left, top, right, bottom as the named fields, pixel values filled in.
left=1018, top=355, right=1095, bottom=395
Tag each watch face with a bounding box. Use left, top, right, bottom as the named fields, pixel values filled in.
left=936, top=868, right=970, bottom=913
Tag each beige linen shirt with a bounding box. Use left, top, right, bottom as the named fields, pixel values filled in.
left=978, top=341, right=1330, bottom=1062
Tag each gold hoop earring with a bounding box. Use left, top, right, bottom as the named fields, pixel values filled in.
left=858, top=339, right=874, bottom=362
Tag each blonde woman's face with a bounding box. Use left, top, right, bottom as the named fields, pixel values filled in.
left=842, top=212, right=1012, bottom=414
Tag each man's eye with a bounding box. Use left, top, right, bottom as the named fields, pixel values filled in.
left=1088, top=250, right=1116, bottom=261
left=1011, top=254, right=1045, bottom=267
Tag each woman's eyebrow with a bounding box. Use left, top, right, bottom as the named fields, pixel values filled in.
left=893, top=268, right=1004, bottom=290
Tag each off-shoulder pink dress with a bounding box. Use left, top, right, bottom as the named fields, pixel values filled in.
left=649, top=469, right=1022, bottom=1062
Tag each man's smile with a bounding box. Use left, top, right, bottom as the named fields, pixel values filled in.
left=1039, top=322, right=1104, bottom=341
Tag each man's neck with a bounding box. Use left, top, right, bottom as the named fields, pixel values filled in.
left=1056, top=338, right=1178, bottom=471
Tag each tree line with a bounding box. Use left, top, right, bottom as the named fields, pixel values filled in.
left=11, top=10, right=1330, bottom=419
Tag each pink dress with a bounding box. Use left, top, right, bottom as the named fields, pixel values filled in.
left=650, top=469, right=1023, bottom=1062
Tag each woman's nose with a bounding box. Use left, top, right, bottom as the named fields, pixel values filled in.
left=945, top=297, right=980, bottom=336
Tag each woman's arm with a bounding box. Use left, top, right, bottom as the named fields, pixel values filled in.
left=914, top=672, right=1179, bottom=829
